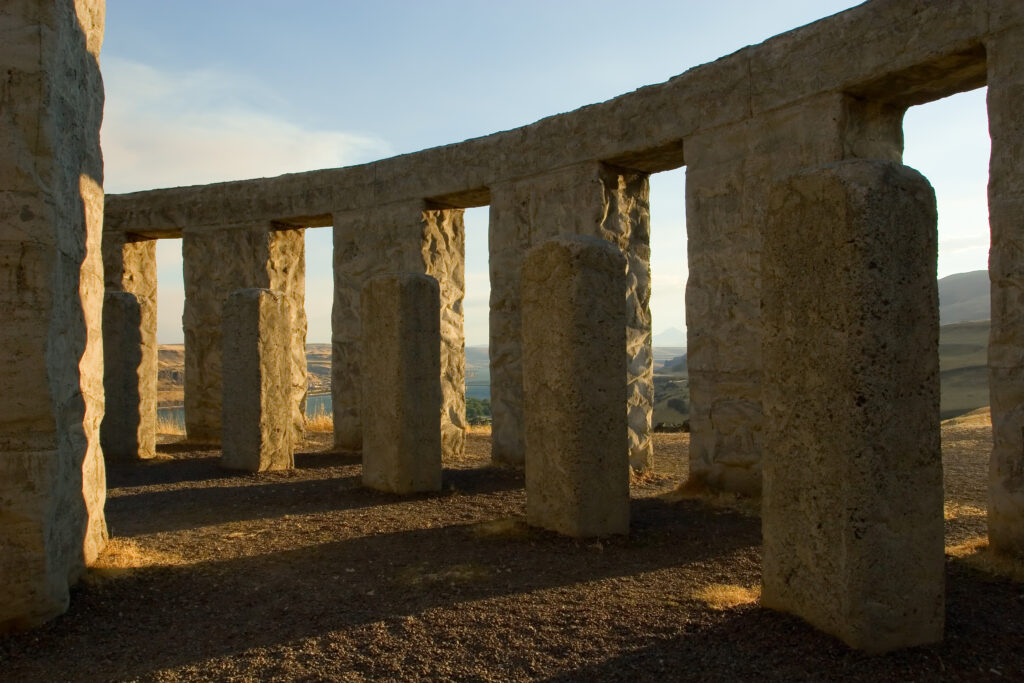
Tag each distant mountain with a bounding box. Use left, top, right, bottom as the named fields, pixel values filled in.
left=939, top=270, right=989, bottom=324
left=653, top=326, right=687, bottom=347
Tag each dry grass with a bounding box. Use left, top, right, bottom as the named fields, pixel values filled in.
left=946, top=536, right=1024, bottom=582
left=666, top=477, right=761, bottom=517
left=470, top=517, right=531, bottom=539
left=306, top=406, right=334, bottom=433
left=156, top=414, right=185, bottom=436
left=85, top=538, right=183, bottom=584
left=945, top=501, right=987, bottom=521
left=691, top=583, right=761, bottom=610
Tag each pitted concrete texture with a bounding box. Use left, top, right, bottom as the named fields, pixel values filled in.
left=332, top=203, right=465, bottom=459
left=761, top=160, right=943, bottom=653
left=101, top=292, right=155, bottom=459
left=221, top=289, right=294, bottom=472
left=522, top=236, right=630, bottom=538
left=0, top=0, right=107, bottom=631
left=183, top=227, right=306, bottom=444
left=684, top=94, right=905, bottom=497
left=986, top=26, right=1024, bottom=556
left=489, top=162, right=651, bottom=471
left=360, top=273, right=442, bottom=494
left=101, top=235, right=157, bottom=460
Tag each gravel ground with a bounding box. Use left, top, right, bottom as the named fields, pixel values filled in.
left=2, top=413, right=1022, bottom=681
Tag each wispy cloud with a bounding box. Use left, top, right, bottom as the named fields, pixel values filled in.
left=101, top=57, right=390, bottom=194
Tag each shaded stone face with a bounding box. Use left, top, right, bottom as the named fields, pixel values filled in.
left=489, top=163, right=652, bottom=472
left=183, top=227, right=306, bottom=445
left=0, top=0, right=107, bottom=632
left=360, top=273, right=442, bottom=494
left=760, top=160, right=943, bottom=653
left=101, top=235, right=157, bottom=460
left=522, top=236, right=630, bottom=538
left=221, top=288, right=294, bottom=472
left=986, top=26, right=1024, bottom=557
left=332, top=203, right=465, bottom=461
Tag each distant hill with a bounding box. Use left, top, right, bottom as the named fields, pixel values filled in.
left=653, top=326, right=687, bottom=347
left=939, top=270, right=989, bottom=324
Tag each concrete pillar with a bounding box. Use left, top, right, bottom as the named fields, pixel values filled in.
left=101, top=234, right=157, bottom=459
left=332, top=202, right=465, bottom=459
left=221, top=289, right=294, bottom=471
left=101, top=292, right=148, bottom=459
left=0, top=0, right=107, bottom=631
left=522, top=236, right=630, bottom=537
left=489, top=162, right=652, bottom=471
left=986, top=27, right=1024, bottom=556
left=684, top=94, right=905, bottom=495
left=761, top=160, right=943, bottom=653
left=182, top=226, right=305, bottom=444
left=360, top=273, right=442, bottom=493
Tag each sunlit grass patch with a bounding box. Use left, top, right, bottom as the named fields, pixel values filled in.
left=306, top=406, right=333, bottom=433
left=156, top=414, right=185, bottom=435
left=470, top=517, right=531, bottom=539
left=85, top=538, right=182, bottom=584
left=944, top=502, right=986, bottom=521
left=692, top=583, right=761, bottom=610
left=666, top=478, right=760, bottom=517
left=946, top=536, right=1024, bottom=582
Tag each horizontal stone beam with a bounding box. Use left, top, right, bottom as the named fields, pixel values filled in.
left=104, top=0, right=1010, bottom=237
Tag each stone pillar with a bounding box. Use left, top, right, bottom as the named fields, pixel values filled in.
left=221, top=289, right=294, bottom=471
left=0, top=0, right=107, bottom=631
left=102, top=292, right=147, bottom=458
left=182, top=226, right=305, bottom=444
left=360, top=273, right=442, bottom=493
left=522, top=236, right=630, bottom=537
left=987, top=27, right=1024, bottom=556
left=761, top=160, right=943, bottom=653
left=332, top=202, right=465, bottom=459
left=489, top=162, right=652, bottom=471
left=684, top=94, right=905, bottom=495
left=101, top=233, right=157, bottom=459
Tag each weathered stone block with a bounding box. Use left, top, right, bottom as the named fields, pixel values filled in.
left=221, top=289, right=294, bottom=472
left=332, top=203, right=465, bottom=461
left=986, top=27, right=1024, bottom=556
left=183, top=227, right=305, bottom=445
left=360, top=273, right=442, bottom=494
left=522, top=236, right=630, bottom=537
left=761, top=160, right=943, bottom=653
left=0, top=0, right=107, bottom=632
left=489, top=163, right=652, bottom=472
left=101, top=291, right=155, bottom=459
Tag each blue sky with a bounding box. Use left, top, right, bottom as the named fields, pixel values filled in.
left=100, top=1, right=990, bottom=345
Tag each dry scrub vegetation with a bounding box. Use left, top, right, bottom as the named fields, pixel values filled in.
left=2, top=410, right=1022, bottom=680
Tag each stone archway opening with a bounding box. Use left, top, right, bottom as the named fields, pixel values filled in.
left=154, top=236, right=185, bottom=437
left=902, top=86, right=992, bottom=544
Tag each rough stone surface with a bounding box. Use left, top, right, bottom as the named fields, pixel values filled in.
left=360, top=273, right=442, bottom=494
left=183, top=227, right=306, bottom=444
left=761, top=160, right=943, bottom=653
left=101, top=235, right=156, bottom=460
left=0, top=0, right=107, bottom=632
left=104, top=2, right=996, bottom=237
left=522, top=236, right=629, bottom=537
left=101, top=292, right=154, bottom=459
left=221, top=289, right=294, bottom=472
left=684, top=93, right=905, bottom=496
left=489, top=162, right=651, bottom=471
left=332, top=203, right=465, bottom=459
left=986, top=26, right=1024, bottom=556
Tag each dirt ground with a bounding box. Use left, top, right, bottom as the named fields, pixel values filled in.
left=2, top=411, right=1022, bottom=681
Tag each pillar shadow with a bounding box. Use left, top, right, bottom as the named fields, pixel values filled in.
left=2, top=497, right=761, bottom=678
